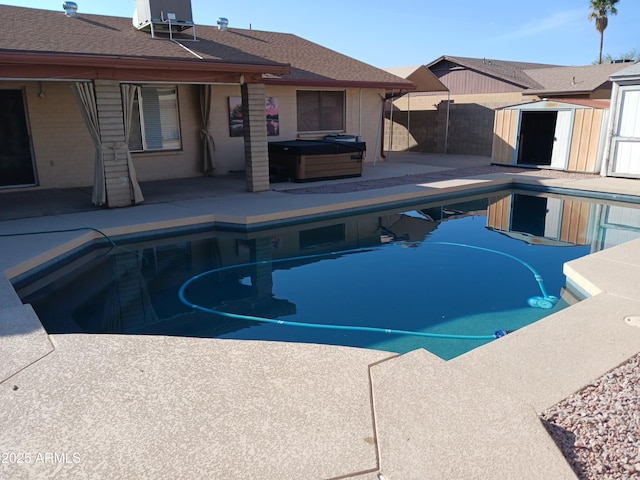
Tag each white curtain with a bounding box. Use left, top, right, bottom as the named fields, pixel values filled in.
left=199, top=84, right=216, bottom=174
left=72, top=82, right=105, bottom=206
left=121, top=84, right=144, bottom=204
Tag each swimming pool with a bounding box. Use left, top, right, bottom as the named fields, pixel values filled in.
left=18, top=189, right=640, bottom=359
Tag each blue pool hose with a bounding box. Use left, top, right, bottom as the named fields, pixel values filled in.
left=178, top=242, right=560, bottom=341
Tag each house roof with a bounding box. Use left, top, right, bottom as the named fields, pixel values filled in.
left=426, top=55, right=560, bottom=89
left=524, top=63, right=630, bottom=96
left=382, top=66, right=449, bottom=92
left=0, top=5, right=414, bottom=90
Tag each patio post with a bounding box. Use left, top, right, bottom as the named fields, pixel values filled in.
left=241, top=82, right=269, bottom=192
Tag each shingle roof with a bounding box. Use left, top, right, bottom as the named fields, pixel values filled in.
left=0, top=5, right=413, bottom=89
left=524, top=63, right=631, bottom=95
left=427, top=55, right=560, bottom=89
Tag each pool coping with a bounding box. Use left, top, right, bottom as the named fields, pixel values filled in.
left=2, top=170, right=640, bottom=479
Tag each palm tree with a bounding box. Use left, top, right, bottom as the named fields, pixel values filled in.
left=588, top=0, right=620, bottom=64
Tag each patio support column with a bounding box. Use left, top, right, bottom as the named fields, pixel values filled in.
left=94, top=80, right=135, bottom=207
left=251, top=237, right=273, bottom=299
left=241, top=82, right=269, bottom=192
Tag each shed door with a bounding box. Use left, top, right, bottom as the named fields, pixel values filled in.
left=609, top=87, right=640, bottom=177
left=0, top=90, right=36, bottom=187
left=550, top=110, right=572, bottom=169
left=517, top=110, right=572, bottom=168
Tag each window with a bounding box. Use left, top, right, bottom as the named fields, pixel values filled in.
left=128, top=86, right=181, bottom=152
left=296, top=90, right=345, bottom=132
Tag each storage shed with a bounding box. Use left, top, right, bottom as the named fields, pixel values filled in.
left=603, top=62, right=640, bottom=178
left=492, top=99, right=610, bottom=173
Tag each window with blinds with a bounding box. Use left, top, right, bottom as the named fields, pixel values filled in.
left=296, top=90, right=345, bottom=132
left=129, top=86, right=181, bottom=152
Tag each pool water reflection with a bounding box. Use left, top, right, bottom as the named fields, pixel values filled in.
left=19, top=190, right=640, bottom=359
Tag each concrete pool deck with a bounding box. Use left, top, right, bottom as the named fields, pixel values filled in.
left=1, top=153, right=640, bottom=479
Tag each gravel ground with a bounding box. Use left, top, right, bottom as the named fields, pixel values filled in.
left=541, top=352, right=640, bottom=479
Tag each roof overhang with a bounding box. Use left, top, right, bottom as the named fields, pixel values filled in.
left=0, top=50, right=291, bottom=83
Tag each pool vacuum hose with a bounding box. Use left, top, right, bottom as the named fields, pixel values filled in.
left=179, top=242, right=559, bottom=342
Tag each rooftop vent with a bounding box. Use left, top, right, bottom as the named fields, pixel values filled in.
left=217, top=17, right=229, bottom=30
left=62, top=1, right=78, bottom=16
left=133, top=0, right=196, bottom=40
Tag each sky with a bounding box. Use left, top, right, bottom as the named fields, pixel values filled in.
left=3, top=0, right=637, bottom=68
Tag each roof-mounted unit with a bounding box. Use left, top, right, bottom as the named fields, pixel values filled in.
left=133, top=0, right=196, bottom=40
left=217, top=17, right=229, bottom=30
left=62, top=1, right=78, bottom=17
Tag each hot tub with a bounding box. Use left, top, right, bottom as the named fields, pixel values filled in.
left=268, top=139, right=366, bottom=182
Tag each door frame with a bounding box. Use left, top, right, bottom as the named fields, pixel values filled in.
left=515, top=108, right=573, bottom=169
left=607, top=83, right=640, bottom=178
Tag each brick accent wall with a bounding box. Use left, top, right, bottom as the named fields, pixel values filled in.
left=241, top=83, right=269, bottom=192
left=94, top=80, right=133, bottom=207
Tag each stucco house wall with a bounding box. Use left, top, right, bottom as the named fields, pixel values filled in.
left=5, top=81, right=94, bottom=189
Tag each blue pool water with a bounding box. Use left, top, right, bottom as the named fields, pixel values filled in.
left=19, top=190, right=640, bottom=359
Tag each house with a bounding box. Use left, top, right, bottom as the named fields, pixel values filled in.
left=427, top=55, right=557, bottom=95
left=0, top=2, right=414, bottom=208
left=601, top=62, right=640, bottom=178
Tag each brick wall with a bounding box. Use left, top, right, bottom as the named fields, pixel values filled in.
left=385, top=92, right=526, bottom=156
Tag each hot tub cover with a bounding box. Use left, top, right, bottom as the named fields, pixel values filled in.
left=268, top=140, right=366, bottom=155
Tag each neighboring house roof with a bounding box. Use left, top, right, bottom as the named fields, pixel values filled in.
left=382, top=66, right=449, bottom=92
left=610, top=62, right=640, bottom=81
left=426, top=55, right=560, bottom=89
left=0, top=5, right=413, bottom=90
left=524, top=63, right=630, bottom=96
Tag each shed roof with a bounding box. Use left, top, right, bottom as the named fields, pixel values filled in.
left=500, top=98, right=610, bottom=110
left=0, top=5, right=414, bottom=90
left=524, top=63, right=630, bottom=96
left=610, top=62, right=640, bottom=81
left=426, top=55, right=559, bottom=89
left=382, top=66, right=449, bottom=92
